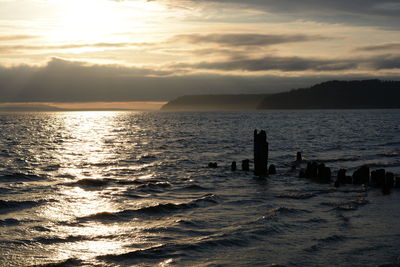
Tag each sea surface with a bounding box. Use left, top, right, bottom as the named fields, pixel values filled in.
left=0, top=110, right=399, bottom=267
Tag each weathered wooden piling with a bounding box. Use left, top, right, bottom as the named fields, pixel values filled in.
left=208, top=162, right=218, bottom=168
left=335, top=169, right=352, bottom=187
left=254, top=130, right=269, bottom=176
left=371, top=169, right=385, bottom=187
left=337, top=169, right=346, bottom=184
left=242, top=159, right=250, bottom=171
left=296, top=152, right=302, bottom=162
left=386, top=172, right=394, bottom=188
left=231, top=161, right=237, bottom=171
left=395, top=176, right=400, bottom=188
left=317, top=163, right=331, bottom=182
left=268, top=164, right=276, bottom=175
left=352, top=166, right=370, bottom=185
left=305, top=162, right=318, bottom=179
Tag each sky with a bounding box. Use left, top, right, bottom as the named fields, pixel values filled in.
left=0, top=0, right=399, bottom=107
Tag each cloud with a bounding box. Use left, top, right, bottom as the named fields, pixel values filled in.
left=0, top=42, right=154, bottom=52
left=2, top=57, right=398, bottom=103
left=173, top=33, right=329, bottom=47
left=369, top=54, right=400, bottom=69
left=158, top=0, right=400, bottom=29
left=355, top=42, right=400, bottom=52
left=0, top=34, right=39, bottom=41
left=173, top=54, right=400, bottom=72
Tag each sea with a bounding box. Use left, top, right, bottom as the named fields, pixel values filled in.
left=0, top=110, right=399, bottom=267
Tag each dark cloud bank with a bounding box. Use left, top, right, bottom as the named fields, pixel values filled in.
left=114, top=0, right=400, bottom=29
left=174, top=33, right=329, bottom=47
left=0, top=58, right=398, bottom=103
left=191, top=0, right=400, bottom=29
left=176, top=54, right=400, bottom=72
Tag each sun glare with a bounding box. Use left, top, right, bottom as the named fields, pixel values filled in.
left=49, top=0, right=166, bottom=43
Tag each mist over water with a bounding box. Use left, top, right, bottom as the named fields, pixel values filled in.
left=0, top=110, right=399, bottom=266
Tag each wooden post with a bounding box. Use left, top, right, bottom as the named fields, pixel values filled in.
left=254, top=129, right=268, bottom=176
left=242, top=159, right=250, bottom=171
left=296, top=152, right=302, bottom=162
left=231, top=161, right=237, bottom=171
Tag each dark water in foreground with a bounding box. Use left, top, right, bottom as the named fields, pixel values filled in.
left=0, top=110, right=399, bottom=267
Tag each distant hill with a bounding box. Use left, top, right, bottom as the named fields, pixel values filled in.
left=161, top=80, right=400, bottom=110
left=0, top=104, right=63, bottom=112
left=161, top=94, right=269, bottom=110
left=258, top=79, right=400, bottom=109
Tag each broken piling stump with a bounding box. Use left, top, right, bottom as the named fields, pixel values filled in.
left=254, top=129, right=269, bottom=176
left=296, top=152, right=302, bottom=162
left=208, top=162, right=218, bottom=168
left=231, top=161, right=237, bottom=171
left=395, top=176, right=400, bottom=188
left=317, top=163, right=331, bottom=182
left=242, top=159, right=250, bottom=171
left=352, top=166, right=370, bottom=185
left=386, top=172, right=394, bottom=188
left=268, top=164, right=276, bottom=175
left=371, top=169, right=385, bottom=187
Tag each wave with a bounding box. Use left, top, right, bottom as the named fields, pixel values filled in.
left=367, top=161, right=400, bottom=169
left=98, top=244, right=183, bottom=263
left=34, top=235, right=89, bottom=245
left=377, top=150, right=400, bottom=158
left=144, top=226, right=213, bottom=237
left=322, top=196, right=369, bottom=211
left=0, top=173, right=46, bottom=182
left=137, top=154, right=158, bottom=164
left=98, top=233, right=248, bottom=264
left=177, top=184, right=209, bottom=191
left=304, top=234, right=351, bottom=253
left=31, top=258, right=83, bottom=267
left=0, top=187, right=10, bottom=194
left=42, top=164, right=61, bottom=172
left=303, top=217, right=328, bottom=224
left=321, top=156, right=361, bottom=163
left=73, top=178, right=112, bottom=187
left=266, top=207, right=311, bottom=218
left=68, top=178, right=168, bottom=189
left=276, top=192, right=317, bottom=200
left=136, top=182, right=171, bottom=191
left=0, top=199, right=47, bottom=214
left=317, top=234, right=347, bottom=243
left=79, top=194, right=218, bottom=222
left=0, top=218, right=21, bottom=226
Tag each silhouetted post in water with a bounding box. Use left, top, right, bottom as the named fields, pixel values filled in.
left=268, top=164, right=276, bottom=175
left=296, top=152, right=302, bottom=162
left=352, top=166, right=369, bottom=185
left=254, top=129, right=268, bottom=176
left=395, top=176, right=400, bottom=188
left=208, top=162, right=218, bottom=168
left=371, top=169, right=385, bottom=187
left=337, top=169, right=346, bottom=185
left=385, top=172, right=394, bottom=188
left=305, top=162, right=318, bottom=179
left=242, top=159, right=250, bottom=171
left=381, top=172, right=394, bottom=195
left=231, top=161, right=237, bottom=171
left=317, top=163, right=331, bottom=183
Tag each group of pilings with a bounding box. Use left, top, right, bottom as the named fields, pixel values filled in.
left=208, top=129, right=276, bottom=175
left=228, top=158, right=276, bottom=175
left=336, top=166, right=399, bottom=194
left=206, top=129, right=399, bottom=194
left=299, top=162, right=399, bottom=194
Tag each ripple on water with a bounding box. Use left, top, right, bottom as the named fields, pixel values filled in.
left=78, top=194, right=219, bottom=222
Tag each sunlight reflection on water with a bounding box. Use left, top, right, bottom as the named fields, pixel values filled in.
left=38, top=112, right=144, bottom=262
left=0, top=110, right=399, bottom=266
